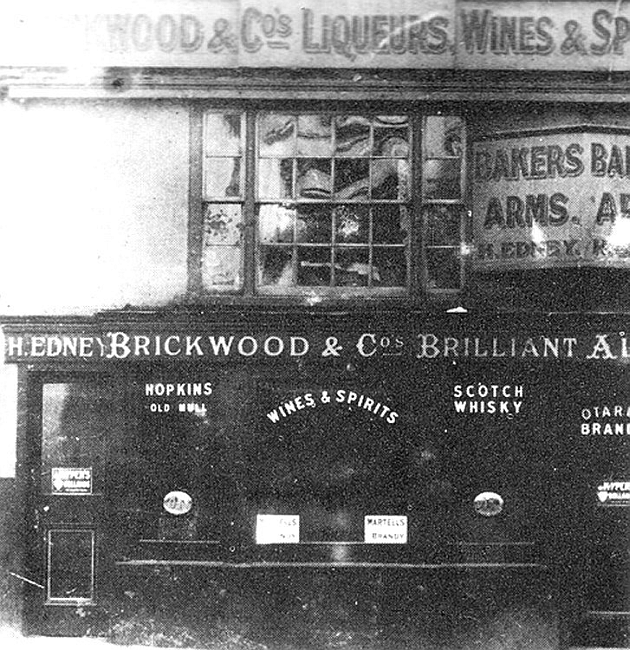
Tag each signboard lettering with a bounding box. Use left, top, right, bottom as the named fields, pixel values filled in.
left=9, top=328, right=630, bottom=363
left=473, top=129, right=630, bottom=271
left=51, top=468, right=92, bottom=495
left=6, top=1, right=630, bottom=71
left=364, top=515, right=407, bottom=543
left=597, top=481, right=630, bottom=505
left=256, top=514, right=299, bottom=544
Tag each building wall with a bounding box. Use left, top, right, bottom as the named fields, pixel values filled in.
left=0, top=100, right=189, bottom=315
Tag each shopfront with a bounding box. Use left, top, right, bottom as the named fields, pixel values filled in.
left=0, top=1, right=629, bottom=648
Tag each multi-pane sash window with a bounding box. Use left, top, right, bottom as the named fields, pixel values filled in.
left=422, top=115, right=466, bottom=291
left=257, top=114, right=411, bottom=292
left=200, top=109, right=465, bottom=297
left=201, top=112, right=245, bottom=290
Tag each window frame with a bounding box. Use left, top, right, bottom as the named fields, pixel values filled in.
left=189, top=105, right=468, bottom=301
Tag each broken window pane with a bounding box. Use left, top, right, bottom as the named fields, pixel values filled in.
left=298, top=247, right=331, bottom=286
left=335, top=205, right=369, bottom=244
left=296, top=205, right=332, bottom=244
left=296, top=159, right=332, bottom=199
left=424, top=116, right=464, bottom=158
left=259, top=247, right=294, bottom=286
left=423, top=158, right=462, bottom=201
left=335, top=116, right=371, bottom=157
left=372, top=247, right=407, bottom=287
left=372, top=159, right=409, bottom=200
left=424, top=205, right=461, bottom=246
left=335, top=247, right=370, bottom=287
left=259, top=114, right=296, bottom=157
left=204, top=113, right=242, bottom=156
left=204, top=157, right=241, bottom=199
left=258, top=158, right=293, bottom=199
left=202, top=245, right=241, bottom=289
left=204, top=204, right=242, bottom=246
left=258, top=205, right=295, bottom=244
left=426, top=248, right=461, bottom=290
left=373, top=205, right=409, bottom=245
left=335, top=159, right=369, bottom=200
left=375, top=116, right=408, bottom=127
left=373, top=128, right=409, bottom=157
left=297, top=115, right=333, bottom=157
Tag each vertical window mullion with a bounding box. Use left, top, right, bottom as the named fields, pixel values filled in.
left=243, top=111, right=257, bottom=296
left=410, top=115, right=423, bottom=296
left=188, top=105, right=204, bottom=297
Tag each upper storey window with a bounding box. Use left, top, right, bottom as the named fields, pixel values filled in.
left=257, top=114, right=411, bottom=292
left=196, top=109, right=466, bottom=299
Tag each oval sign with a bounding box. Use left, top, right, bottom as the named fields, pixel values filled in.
left=473, top=492, right=504, bottom=517
left=163, top=491, right=193, bottom=516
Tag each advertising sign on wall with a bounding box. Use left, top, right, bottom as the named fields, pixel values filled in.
left=4, top=1, right=630, bottom=71
left=51, top=468, right=92, bottom=494
left=473, top=128, right=630, bottom=271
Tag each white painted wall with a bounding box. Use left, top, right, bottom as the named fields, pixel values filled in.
left=0, top=99, right=190, bottom=315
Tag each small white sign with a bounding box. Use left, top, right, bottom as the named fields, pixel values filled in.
left=364, top=515, right=407, bottom=544
left=597, top=481, right=630, bottom=506
left=473, top=491, right=504, bottom=517
left=256, top=514, right=299, bottom=544
left=51, top=467, right=92, bottom=494
left=163, top=491, right=193, bottom=516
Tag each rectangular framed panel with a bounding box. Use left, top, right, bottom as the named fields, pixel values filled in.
left=46, top=529, right=95, bottom=604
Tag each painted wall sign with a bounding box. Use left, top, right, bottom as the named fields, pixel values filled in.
left=0, top=0, right=453, bottom=70
left=265, top=390, right=399, bottom=425
left=51, top=467, right=92, bottom=495
left=473, top=129, right=630, bottom=272
left=256, top=514, right=299, bottom=544
left=3, top=1, right=630, bottom=71
left=7, top=327, right=630, bottom=363
left=581, top=404, right=630, bottom=436
left=364, top=515, right=408, bottom=543
left=145, top=380, right=213, bottom=416
left=163, top=490, right=193, bottom=515
left=452, top=383, right=524, bottom=415
left=457, top=1, right=630, bottom=71
left=473, top=491, right=504, bottom=517
left=597, top=481, right=630, bottom=506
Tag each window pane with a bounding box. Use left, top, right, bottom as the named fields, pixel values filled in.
left=42, top=383, right=116, bottom=494
left=424, top=205, right=461, bottom=246
left=335, top=159, right=369, bottom=200
left=373, top=205, right=409, bottom=244
left=259, top=205, right=295, bottom=243
left=48, top=530, right=94, bottom=602
left=204, top=157, right=241, bottom=199
left=296, top=159, right=332, bottom=199
left=259, top=114, right=295, bottom=157
left=204, top=204, right=242, bottom=246
left=375, top=115, right=408, bottom=127
left=423, top=158, right=462, bottom=200
left=335, top=248, right=370, bottom=287
left=298, top=247, right=331, bottom=286
left=426, top=248, right=461, bottom=290
left=297, top=115, right=332, bottom=157
left=373, top=128, right=409, bottom=157
left=335, top=116, right=371, bottom=157
left=373, top=248, right=407, bottom=287
left=424, top=116, right=464, bottom=158
left=258, top=158, right=293, bottom=199
left=296, top=205, right=332, bottom=243
left=335, top=205, right=369, bottom=244
left=372, top=159, right=410, bottom=200
left=202, top=245, right=241, bottom=289
left=204, top=113, right=242, bottom=155
left=259, top=247, right=294, bottom=286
